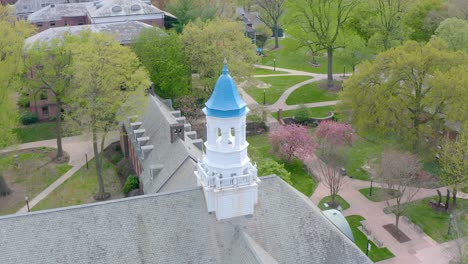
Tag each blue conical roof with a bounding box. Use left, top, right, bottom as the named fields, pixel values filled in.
left=203, top=63, right=248, bottom=118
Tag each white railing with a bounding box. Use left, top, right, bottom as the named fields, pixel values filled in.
left=197, top=162, right=258, bottom=189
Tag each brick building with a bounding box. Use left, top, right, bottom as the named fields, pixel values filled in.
left=25, top=0, right=166, bottom=32
left=25, top=21, right=154, bottom=120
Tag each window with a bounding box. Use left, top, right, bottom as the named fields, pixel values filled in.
left=42, top=106, right=49, bottom=117
left=39, top=90, right=48, bottom=100
left=50, top=21, right=56, bottom=26
left=37, top=23, right=43, bottom=27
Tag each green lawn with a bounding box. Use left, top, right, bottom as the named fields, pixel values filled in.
left=0, top=148, right=72, bottom=215
left=247, top=133, right=316, bottom=196
left=387, top=197, right=468, bottom=243
left=272, top=106, right=335, bottom=119
left=14, top=122, right=80, bottom=144
left=358, top=187, right=401, bottom=202
left=346, top=215, right=395, bottom=262
left=260, top=37, right=349, bottom=74
left=254, top=67, right=288, bottom=75
left=33, top=157, right=123, bottom=211
left=14, top=122, right=57, bottom=143
left=346, top=137, right=384, bottom=181
left=286, top=82, right=338, bottom=105
left=245, top=75, right=311, bottom=105
left=318, top=195, right=350, bottom=210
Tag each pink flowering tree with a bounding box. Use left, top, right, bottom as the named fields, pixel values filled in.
left=269, top=124, right=316, bottom=162
left=315, top=120, right=354, bottom=146
left=314, top=121, right=355, bottom=207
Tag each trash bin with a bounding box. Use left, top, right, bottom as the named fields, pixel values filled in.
left=341, top=168, right=346, bottom=176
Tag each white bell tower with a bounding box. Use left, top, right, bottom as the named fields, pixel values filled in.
left=195, top=61, right=259, bottom=220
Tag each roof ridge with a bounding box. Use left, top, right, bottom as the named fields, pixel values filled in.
left=0, top=186, right=202, bottom=221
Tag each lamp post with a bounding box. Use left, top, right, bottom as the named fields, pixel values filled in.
left=447, top=214, right=453, bottom=236
left=273, top=58, right=276, bottom=71
left=25, top=196, right=30, bottom=212
left=369, top=177, right=374, bottom=197
left=366, top=236, right=371, bottom=256
left=263, top=89, right=266, bottom=105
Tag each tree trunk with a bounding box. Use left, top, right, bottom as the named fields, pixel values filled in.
left=395, top=214, right=400, bottom=235
left=437, top=189, right=442, bottom=206
left=452, top=188, right=457, bottom=207
left=445, top=189, right=450, bottom=212
left=274, top=21, right=279, bottom=49
left=0, top=175, right=11, bottom=197
left=327, top=48, right=334, bottom=87
left=55, top=96, right=64, bottom=160
left=93, top=131, right=109, bottom=201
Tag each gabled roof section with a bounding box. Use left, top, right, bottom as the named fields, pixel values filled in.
left=87, top=0, right=163, bottom=18
left=25, top=21, right=152, bottom=46
left=27, top=3, right=89, bottom=22
left=0, top=176, right=372, bottom=264
left=203, top=62, right=248, bottom=118
left=15, top=0, right=73, bottom=15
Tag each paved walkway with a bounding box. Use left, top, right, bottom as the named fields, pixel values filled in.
left=240, top=65, right=344, bottom=129
left=1, top=133, right=119, bottom=213
left=306, top=155, right=467, bottom=264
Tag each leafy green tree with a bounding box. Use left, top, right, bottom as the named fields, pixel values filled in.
left=254, top=24, right=272, bottom=49
left=403, top=0, right=445, bottom=42
left=286, top=0, right=359, bottom=87
left=0, top=6, right=34, bottom=148
left=439, top=134, right=468, bottom=206
left=181, top=19, right=256, bottom=92
left=24, top=38, right=73, bottom=160
left=133, top=28, right=190, bottom=99
left=336, top=34, right=371, bottom=72
left=66, top=31, right=150, bottom=200
left=166, top=0, right=219, bottom=33
left=338, top=39, right=467, bottom=151
left=435, top=18, right=468, bottom=53
left=255, top=0, right=286, bottom=49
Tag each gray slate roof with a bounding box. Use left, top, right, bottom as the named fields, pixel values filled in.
left=15, top=0, right=92, bottom=16
left=25, top=21, right=152, bottom=46
left=0, top=176, right=372, bottom=264
left=124, top=95, right=203, bottom=194
left=27, top=3, right=89, bottom=22
left=87, top=0, right=163, bottom=18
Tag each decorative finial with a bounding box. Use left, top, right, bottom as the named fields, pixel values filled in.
left=222, top=58, right=229, bottom=75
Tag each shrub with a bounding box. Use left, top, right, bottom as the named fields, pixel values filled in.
left=20, top=112, right=38, bottom=125
left=111, top=152, right=124, bottom=164
left=17, top=94, right=30, bottom=108
left=124, top=175, right=139, bottom=194
left=294, top=105, right=311, bottom=123
left=257, top=159, right=292, bottom=185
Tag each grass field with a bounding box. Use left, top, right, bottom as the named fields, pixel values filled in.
left=318, top=195, right=350, bottom=210
left=244, top=75, right=311, bottom=105
left=286, top=82, right=338, bottom=105
left=14, top=122, right=57, bottom=143
left=0, top=148, right=72, bottom=215
left=358, top=187, right=401, bottom=202
left=346, top=215, right=395, bottom=262
left=247, top=133, right=316, bottom=196
left=260, top=38, right=349, bottom=74
left=386, top=197, right=468, bottom=243
left=272, top=106, right=335, bottom=119
left=254, top=67, right=288, bottom=75
left=14, top=122, right=80, bottom=144
left=33, top=157, right=123, bottom=211
left=346, top=137, right=384, bottom=181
